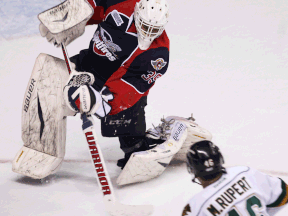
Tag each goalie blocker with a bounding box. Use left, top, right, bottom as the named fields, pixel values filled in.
left=12, top=54, right=76, bottom=179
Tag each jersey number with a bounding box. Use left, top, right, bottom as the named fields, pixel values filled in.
left=228, top=195, right=266, bottom=216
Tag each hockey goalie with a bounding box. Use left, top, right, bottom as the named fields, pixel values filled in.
left=12, top=0, right=212, bottom=185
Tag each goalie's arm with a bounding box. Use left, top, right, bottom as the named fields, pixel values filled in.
left=104, top=47, right=169, bottom=115
left=38, top=0, right=129, bottom=46
left=86, top=0, right=104, bottom=25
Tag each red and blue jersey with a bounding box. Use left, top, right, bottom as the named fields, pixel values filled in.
left=73, top=0, right=170, bottom=115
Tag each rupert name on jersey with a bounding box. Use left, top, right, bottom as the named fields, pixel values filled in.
left=207, top=176, right=251, bottom=215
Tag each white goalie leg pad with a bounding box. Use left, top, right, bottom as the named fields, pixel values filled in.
left=12, top=146, right=63, bottom=179
left=170, top=116, right=212, bottom=162
left=12, top=53, right=76, bottom=179
left=117, top=120, right=188, bottom=185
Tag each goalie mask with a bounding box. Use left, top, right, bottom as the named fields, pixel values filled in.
left=186, top=140, right=226, bottom=184
left=134, top=0, right=169, bottom=50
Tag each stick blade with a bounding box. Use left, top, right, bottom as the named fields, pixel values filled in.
left=105, top=200, right=154, bottom=216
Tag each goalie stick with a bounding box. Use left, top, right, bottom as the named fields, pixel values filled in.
left=61, top=43, right=154, bottom=216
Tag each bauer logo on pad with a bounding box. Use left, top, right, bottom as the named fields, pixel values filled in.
left=172, top=123, right=186, bottom=141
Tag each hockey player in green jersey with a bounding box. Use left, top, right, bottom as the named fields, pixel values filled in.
left=182, top=140, right=288, bottom=216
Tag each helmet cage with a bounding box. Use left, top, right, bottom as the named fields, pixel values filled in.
left=134, top=1, right=168, bottom=49
left=135, top=9, right=165, bottom=41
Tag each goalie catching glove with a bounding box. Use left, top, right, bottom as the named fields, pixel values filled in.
left=63, top=70, right=114, bottom=118
left=38, top=0, right=94, bottom=47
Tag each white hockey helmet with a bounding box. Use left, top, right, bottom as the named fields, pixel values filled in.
left=134, top=0, right=169, bottom=50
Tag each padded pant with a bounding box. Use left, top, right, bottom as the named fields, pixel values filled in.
left=101, top=96, right=147, bottom=137
left=117, top=136, right=165, bottom=169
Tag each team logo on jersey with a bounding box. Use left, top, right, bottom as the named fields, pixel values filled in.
left=151, top=58, right=167, bottom=71
left=92, top=27, right=122, bottom=61
left=141, top=71, right=162, bottom=84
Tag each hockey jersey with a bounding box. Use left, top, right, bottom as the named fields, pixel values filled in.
left=182, top=166, right=288, bottom=216
left=72, top=0, right=170, bottom=115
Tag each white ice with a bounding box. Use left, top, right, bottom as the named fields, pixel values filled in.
left=1, top=0, right=288, bottom=215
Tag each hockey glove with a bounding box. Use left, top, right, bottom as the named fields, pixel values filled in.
left=38, top=0, right=93, bottom=47
left=63, top=70, right=113, bottom=118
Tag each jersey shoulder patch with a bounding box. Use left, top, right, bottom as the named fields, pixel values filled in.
left=182, top=204, right=192, bottom=216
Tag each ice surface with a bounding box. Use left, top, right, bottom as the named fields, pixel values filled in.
left=1, top=0, right=288, bottom=215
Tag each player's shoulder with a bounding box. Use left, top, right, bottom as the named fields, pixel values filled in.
left=184, top=193, right=211, bottom=216
left=133, top=36, right=170, bottom=68
left=226, top=165, right=251, bottom=175
left=101, top=0, right=138, bottom=13
left=185, top=184, right=218, bottom=215
left=227, top=165, right=266, bottom=178
left=142, top=32, right=170, bottom=61
left=151, top=31, right=170, bottom=50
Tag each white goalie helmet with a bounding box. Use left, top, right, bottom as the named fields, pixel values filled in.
left=134, top=0, right=169, bottom=50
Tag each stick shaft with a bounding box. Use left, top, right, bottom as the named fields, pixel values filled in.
left=60, top=43, right=116, bottom=201
left=61, top=43, right=72, bottom=74
left=82, top=114, right=116, bottom=201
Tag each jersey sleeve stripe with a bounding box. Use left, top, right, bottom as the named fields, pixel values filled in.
left=279, top=182, right=288, bottom=206
left=267, top=178, right=288, bottom=207
left=120, top=78, right=145, bottom=94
